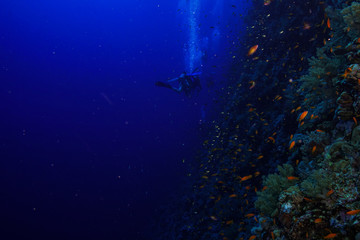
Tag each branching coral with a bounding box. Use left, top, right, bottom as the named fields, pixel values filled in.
left=255, top=164, right=297, bottom=217
left=300, top=169, right=331, bottom=198
left=341, top=2, right=360, bottom=39
left=299, top=47, right=343, bottom=108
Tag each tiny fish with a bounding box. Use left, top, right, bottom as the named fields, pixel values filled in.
left=346, top=209, right=360, bottom=215
left=314, top=218, right=322, bottom=223
left=287, top=176, right=299, bottom=180
left=312, top=146, right=317, bottom=153
left=289, top=141, right=295, bottom=150
left=324, top=233, right=337, bottom=239
left=299, top=111, right=308, bottom=121
left=247, top=45, right=259, bottom=56
left=327, top=18, right=331, bottom=29
left=226, top=220, right=234, bottom=225
left=245, top=213, right=255, bottom=218
left=229, top=194, right=237, bottom=198
left=240, top=175, right=253, bottom=182
left=326, top=189, right=334, bottom=197
left=249, top=235, right=256, bottom=240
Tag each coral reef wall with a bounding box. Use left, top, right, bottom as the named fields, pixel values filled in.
left=158, top=0, right=360, bottom=239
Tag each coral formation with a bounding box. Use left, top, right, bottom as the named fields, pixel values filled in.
left=255, top=164, right=296, bottom=217
left=159, top=0, right=360, bottom=239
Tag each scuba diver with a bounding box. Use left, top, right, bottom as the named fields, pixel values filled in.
left=155, top=69, right=202, bottom=97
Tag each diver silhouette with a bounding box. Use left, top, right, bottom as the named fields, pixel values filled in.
left=155, top=69, right=202, bottom=97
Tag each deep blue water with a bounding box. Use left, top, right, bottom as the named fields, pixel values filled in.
left=0, top=0, right=249, bottom=239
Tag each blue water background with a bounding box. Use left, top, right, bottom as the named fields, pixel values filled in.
left=0, top=0, right=249, bottom=239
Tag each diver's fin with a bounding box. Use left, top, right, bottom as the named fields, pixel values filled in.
left=155, top=81, right=173, bottom=89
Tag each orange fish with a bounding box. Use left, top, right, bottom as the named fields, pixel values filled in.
left=249, top=81, right=256, bottom=89
left=245, top=213, right=255, bottom=218
left=304, top=197, right=312, bottom=202
left=271, top=232, right=275, bottom=240
left=324, top=233, right=337, bottom=239
left=316, top=129, right=325, bottom=133
left=264, top=0, right=271, bottom=5
left=346, top=209, right=360, bottom=215
left=289, top=141, right=295, bottom=150
left=210, top=216, right=218, bottom=221
left=247, top=45, right=259, bottom=56
left=327, top=18, right=331, bottom=29
left=299, top=111, right=308, bottom=121
left=229, top=194, right=237, bottom=198
left=257, top=155, right=264, bottom=159
left=343, top=67, right=352, bottom=78
left=326, top=189, right=334, bottom=197
left=314, top=218, right=322, bottom=223
left=226, top=220, right=234, bottom=225
left=311, top=146, right=317, bottom=153
left=287, top=176, right=299, bottom=181
left=249, top=236, right=256, bottom=240
left=240, top=175, right=253, bottom=182
left=268, top=136, right=275, bottom=143
left=354, top=117, right=358, bottom=126
left=303, top=22, right=311, bottom=30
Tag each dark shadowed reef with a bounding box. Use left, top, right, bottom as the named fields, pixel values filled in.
left=158, top=0, right=360, bottom=239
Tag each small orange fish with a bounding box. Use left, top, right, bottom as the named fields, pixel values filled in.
left=326, top=189, right=334, bottom=197
left=268, top=136, right=275, bottom=143
left=249, top=81, right=256, bottom=89
left=304, top=197, right=312, bottom=202
left=249, top=235, right=256, bottom=240
left=247, top=45, right=259, bottom=56
left=303, top=22, right=311, bottom=30
left=289, top=141, right=295, bottom=150
left=254, top=171, right=260, bottom=177
left=311, top=146, right=316, bottom=153
left=314, top=218, right=322, bottom=223
left=264, top=0, right=272, bottom=5
left=245, top=213, right=255, bottom=218
left=257, top=155, right=264, bottom=159
left=287, top=176, right=299, bottom=180
left=316, top=129, right=325, bottom=133
left=226, top=220, right=234, bottom=225
left=262, top=186, right=267, bottom=191
left=353, top=117, right=358, bottom=126
left=299, top=111, right=308, bottom=121
left=271, top=232, right=275, bottom=240
left=240, top=175, right=253, bottom=182
left=229, top=194, right=237, bottom=198
left=210, top=216, right=218, bottom=221
left=346, top=209, right=360, bottom=215
left=324, top=233, right=337, bottom=239
left=343, top=67, right=352, bottom=78
left=327, top=18, right=331, bottom=29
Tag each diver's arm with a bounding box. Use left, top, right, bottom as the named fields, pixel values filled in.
left=167, top=77, right=179, bottom=82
